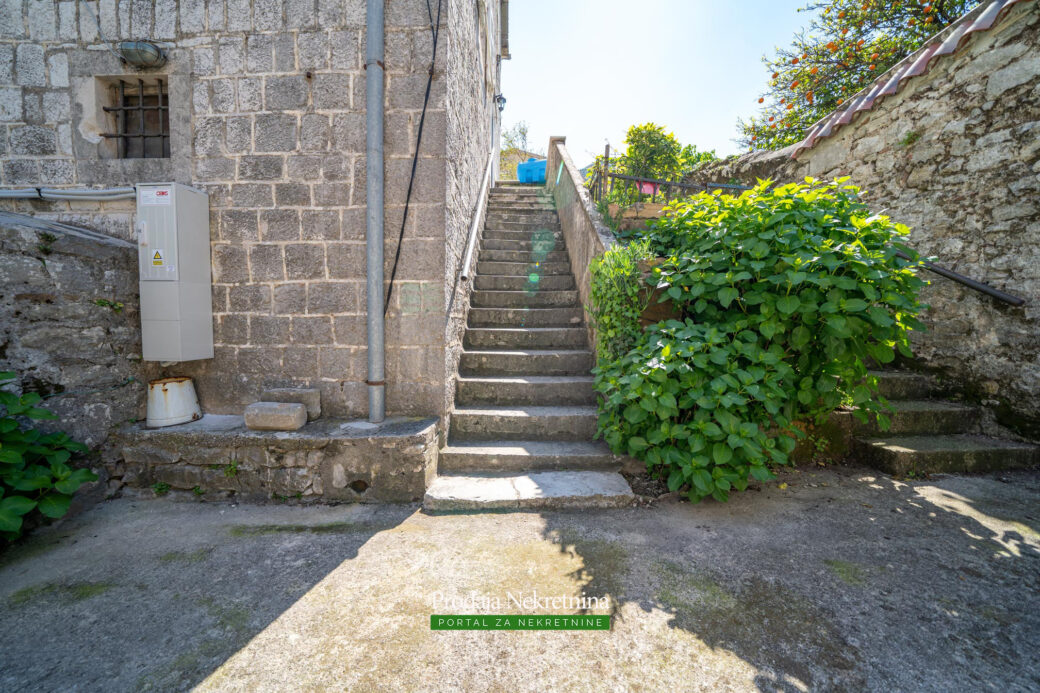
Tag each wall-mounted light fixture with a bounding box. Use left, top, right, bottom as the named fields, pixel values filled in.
left=118, top=41, right=167, bottom=69
left=493, top=94, right=506, bottom=112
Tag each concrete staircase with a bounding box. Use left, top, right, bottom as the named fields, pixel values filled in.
left=845, top=370, right=1039, bottom=475
left=425, top=182, right=634, bottom=511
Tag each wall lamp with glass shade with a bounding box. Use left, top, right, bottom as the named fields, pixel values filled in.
left=494, top=94, right=506, bottom=112
left=118, top=41, right=167, bottom=69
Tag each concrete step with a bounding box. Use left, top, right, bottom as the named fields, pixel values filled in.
left=487, top=201, right=554, bottom=210
left=439, top=440, right=620, bottom=472
left=464, top=327, right=588, bottom=349
left=423, top=470, right=634, bottom=511
left=460, top=349, right=593, bottom=376
left=468, top=306, right=584, bottom=328
left=481, top=238, right=565, bottom=252
left=492, top=182, right=543, bottom=189
left=870, top=370, right=934, bottom=400
left=473, top=274, right=575, bottom=291
left=831, top=400, right=979, bottom=435
left=485, top=212, right=558, bottom=223
left=450, top=405, right=598, bottom=441
left=456, top=375, right=596, bottom=406
left=476, top=260, right=571, bottom=276
left=488, top=196, right=552, bottom=205
left=490, top=189, right=545, bottom=197
left=470, top=289, right=580, bottom=308
left=484, top=219, right=561, bottom=231
left=853, top=434, right=1040, bottom=476
left=478, top=249, right=570, bottom=263
left=483, top=229, right=563, bottom=242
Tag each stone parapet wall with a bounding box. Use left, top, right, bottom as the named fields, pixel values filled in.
left=688, top=2, right=1040, bottom=434
left=546, top=137, right=617, bottom=352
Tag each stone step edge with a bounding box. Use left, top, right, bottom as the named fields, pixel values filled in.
left=423, top=470, right=635, bottom=511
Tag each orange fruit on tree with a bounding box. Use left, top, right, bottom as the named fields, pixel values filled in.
left=792, top=57, right=799, bottom=64
left=871, top=52, right=879, bottom=60
left=810, top=66, right=818, bottom=74
left=772, top=72, right=779, bottom=78
left=758, top=97, right=764, bottom=103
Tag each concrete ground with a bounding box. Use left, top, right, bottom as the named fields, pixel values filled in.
left=1, top=465, right=1038, bottom=692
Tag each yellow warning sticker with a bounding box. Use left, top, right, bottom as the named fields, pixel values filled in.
left=152, top=250, right=164, bottom=266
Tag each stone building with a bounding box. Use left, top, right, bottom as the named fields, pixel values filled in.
left=688, top=0, right=1040, bottom=437
left=0, top=0, right=509, bottom=437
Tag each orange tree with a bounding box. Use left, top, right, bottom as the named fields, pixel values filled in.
left=738, top=0, right=981, bottom=151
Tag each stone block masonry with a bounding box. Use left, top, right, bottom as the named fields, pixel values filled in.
left=688, top=2, right=1040, bottom=436
left=0, top=0, right=504, bottom=440
left=105, top=414, right=439, bottom=502
left=0, top=216, right=160, bottom=447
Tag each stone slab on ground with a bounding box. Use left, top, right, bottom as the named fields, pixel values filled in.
left=424, top=470, right=634, bottom=511
left=244, top=402, right=307, bottom=431
left=1, top=465, right=1038, bottom=692
left=261, top=388, right=321, bottom=421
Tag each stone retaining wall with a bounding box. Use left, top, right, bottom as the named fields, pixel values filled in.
left=0, top=217, right=156, bottom=447
left=106, top=414, right=438, bottom=502
left=688, top=2, right=1040, bottom=435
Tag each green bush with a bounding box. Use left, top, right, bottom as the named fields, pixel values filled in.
left=592, top=178, right=926, bottom=502
left=0, top=372, right=96, bottom=539
left=587, top=238, right=652, bottom=363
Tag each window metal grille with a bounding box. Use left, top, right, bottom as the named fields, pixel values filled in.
left=101, top=78, right=170, bottom=159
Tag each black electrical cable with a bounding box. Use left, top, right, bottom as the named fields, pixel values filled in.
left=384, top=0, right=442, bottom=316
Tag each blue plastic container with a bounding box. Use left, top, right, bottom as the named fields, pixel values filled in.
left=516, top=157, right=547, bottom=184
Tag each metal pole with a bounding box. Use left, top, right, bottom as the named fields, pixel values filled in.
left=365, top=0, right=385, bottom=422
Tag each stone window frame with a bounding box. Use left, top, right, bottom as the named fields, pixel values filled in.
left=69, top=49, right=190, bottom=186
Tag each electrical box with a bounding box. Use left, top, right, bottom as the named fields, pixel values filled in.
left=136, top=183, right=214, bottom=362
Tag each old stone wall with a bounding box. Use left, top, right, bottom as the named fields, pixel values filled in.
left=0, top=217, right=157, bottom=447
left=107, top=415, right=439, bottom=502
left=546, top=138, right=617, bottom=352
left=689, top=2, right=1040, bottom=434
left=0, top=1, right=497, bottom=426
left=442, top=0, right=500, bottom=426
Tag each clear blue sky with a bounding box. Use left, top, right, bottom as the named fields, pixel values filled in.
left=501, top=0, right=813, bottom=167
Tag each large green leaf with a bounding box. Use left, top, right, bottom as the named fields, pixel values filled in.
left=776, top=296, right=800, bottom=314
left=37, top=492, right=72, bottom=519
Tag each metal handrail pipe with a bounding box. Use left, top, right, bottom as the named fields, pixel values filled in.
left=895, top=250, right=1025, bottom=306
left=459, top=151, right=495, bottom=283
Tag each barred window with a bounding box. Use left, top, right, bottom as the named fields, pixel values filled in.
left=100, top=78, right=170, bottom=159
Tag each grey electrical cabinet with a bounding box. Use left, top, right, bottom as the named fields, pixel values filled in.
left=136, top=183, right=214, bottom=362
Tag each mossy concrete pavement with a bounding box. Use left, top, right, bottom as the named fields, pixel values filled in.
left=1, top=466, right=1038, bottom=692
